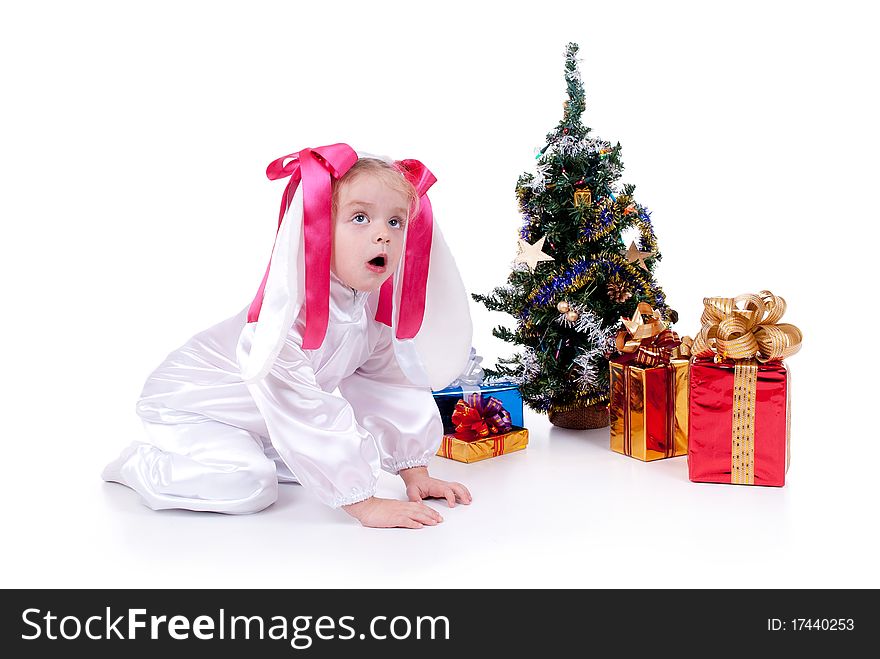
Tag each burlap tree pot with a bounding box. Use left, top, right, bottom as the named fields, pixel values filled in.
left=548, top=402, right=609, bottom=429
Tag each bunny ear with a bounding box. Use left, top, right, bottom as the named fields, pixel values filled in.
left=391, top=218, right=472, bottom=391
left=237, top=187, right=305, bottom=383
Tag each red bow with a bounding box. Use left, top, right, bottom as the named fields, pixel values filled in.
left=247, top=144, right=358, bottom=349
left=450, top=394, right=512, bottom=441
left=375, top=159, right=436, bottom=339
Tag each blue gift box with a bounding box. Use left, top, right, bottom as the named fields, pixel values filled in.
left=431, top=381, right=524, bottom=434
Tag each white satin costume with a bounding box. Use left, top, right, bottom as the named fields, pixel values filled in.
left=102, top=147, right=472, bottom=514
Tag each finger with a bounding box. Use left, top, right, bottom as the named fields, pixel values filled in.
left=402, top=518, right=424, bottom=529
left=451, top=482, right=472, bottom=504
left=414, top=510, right=441, bottom=525
left=406, top=485, right=423, bottom=503
left=413, top=502, right=443, bottom=522
left=443, top=487, right=456, bottom=508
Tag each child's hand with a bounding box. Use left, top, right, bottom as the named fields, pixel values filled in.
left=342, top=496, right=443, bottom=529
left=399, top=467, right=472, bottom=508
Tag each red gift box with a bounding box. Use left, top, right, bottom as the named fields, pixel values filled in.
left=686, top=290, right=801, bottom=487
left=688, top=357, right=790, bottom=486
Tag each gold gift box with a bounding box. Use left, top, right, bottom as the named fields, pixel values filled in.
left=609, top=359, right=689, bottom=461
left=436, top=427, right=529, bottom=463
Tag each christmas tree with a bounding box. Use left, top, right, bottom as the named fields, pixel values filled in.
left=473, top=42, right=674, bottom=427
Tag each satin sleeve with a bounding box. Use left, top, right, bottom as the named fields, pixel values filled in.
left=239, top=326, right=381, bottom=508
left=337, top=326, right=443, bottom=475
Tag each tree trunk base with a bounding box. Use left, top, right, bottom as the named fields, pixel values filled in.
left=548, top=402, right=609, bottom=429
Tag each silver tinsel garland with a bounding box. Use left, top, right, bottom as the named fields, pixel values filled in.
left=551, top=307, right=617, bottom=392
left=573, top=347, right=604, bottom=391
left=511, top=346, right=542, bottom=386
left=530, top=160, right=553, bottom=191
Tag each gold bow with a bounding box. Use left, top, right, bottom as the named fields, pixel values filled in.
left=615, top=303, right=688, bottom=367
left=672, top=335, right=693, bottom=359
left=692, top=290, right=802, bottom=363
left=615, top=302, right=666, bottom=353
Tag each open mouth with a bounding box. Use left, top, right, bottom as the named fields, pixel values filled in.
left=366, top=254, right=387, bottom=273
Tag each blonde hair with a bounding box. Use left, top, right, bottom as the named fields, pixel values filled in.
left=332, top=158, right=420, bottom=223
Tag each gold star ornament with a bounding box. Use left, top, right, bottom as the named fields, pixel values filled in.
left=515, top=236, right=555, bottom=271
left=623, top=241, right=654, bottom=271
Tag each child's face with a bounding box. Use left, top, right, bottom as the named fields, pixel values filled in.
left=331, top=173, right=409, bottom=292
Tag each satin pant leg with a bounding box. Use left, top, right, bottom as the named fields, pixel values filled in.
left=102, top=419, right=280, bottom=514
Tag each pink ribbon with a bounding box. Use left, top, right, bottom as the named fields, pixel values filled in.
left=247, top=143, right=358, bottom=350
left=247, top=145, right=436, bottom=350
left=375, top=159, right=436, bottom=339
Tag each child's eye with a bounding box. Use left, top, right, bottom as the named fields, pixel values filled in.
left=388, top=218, right=404, bottom=229
left=351, top=213, right=369, bottom=225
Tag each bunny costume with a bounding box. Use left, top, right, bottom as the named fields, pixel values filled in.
left=102, top=144, right=472, bottom=513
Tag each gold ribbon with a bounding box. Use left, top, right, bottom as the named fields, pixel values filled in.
left=615, top=302, right=666, bottom=353
left=672, top=335, right=692, bottom=359
left=692, top=290, right=802, bottom=363
left=731, top=360, right=758, bottom=484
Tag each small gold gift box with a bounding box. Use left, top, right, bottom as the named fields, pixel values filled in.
left=609, top=359, right=689, bottom=461
left=436, top=428, right=529, bottom=464
left=609, top=302, right=690, bottom=461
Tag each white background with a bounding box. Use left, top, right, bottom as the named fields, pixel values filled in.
left=1, top=0, right=877, bottom=588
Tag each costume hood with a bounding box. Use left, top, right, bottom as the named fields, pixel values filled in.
left=238, top=143, right=472, bottom=390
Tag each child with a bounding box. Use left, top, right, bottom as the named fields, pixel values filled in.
left=102, top=143, right=474, bottom=529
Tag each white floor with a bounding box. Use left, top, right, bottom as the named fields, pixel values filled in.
left=5, top=374, right=876, bottom=589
